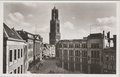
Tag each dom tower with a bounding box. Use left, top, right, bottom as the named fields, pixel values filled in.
left=49, top=7, right=61, bottom=45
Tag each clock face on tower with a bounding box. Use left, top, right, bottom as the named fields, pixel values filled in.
left=49, top=7, right=61, bottom=45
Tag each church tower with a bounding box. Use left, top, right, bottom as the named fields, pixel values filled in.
left=49, top=7, right=61, bottom=45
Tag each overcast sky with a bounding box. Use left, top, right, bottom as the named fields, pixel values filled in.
left=4, top=2, right=116, bottom=43
left=2, top=0, right=120, bottom=1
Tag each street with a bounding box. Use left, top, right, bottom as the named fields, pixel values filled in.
left=29, top=58, right=69, bottom=74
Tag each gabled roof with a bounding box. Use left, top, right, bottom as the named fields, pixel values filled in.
left=3, top=23, right=23, bottom=40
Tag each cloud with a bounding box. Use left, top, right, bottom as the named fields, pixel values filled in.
left=38, top=25, right=49, bottom=33
left=22, top=3, right=37, bottom=8
left=27, top=14, right=33, bottom=18
left=61, top=21, right=89, bottom=40
left=91, top=16, right=116, bottom=37
left=6, top=12, right=31, bottom=31
left=96, top=16, right=116, bottom=27
left=61, top=16, right=116, bottom=40
left=63, top=21, right=74, bottom=30
left=14, top=12, right=24, bottom=20
left=72, top=16, right=76, bottom=20
left=8, top=12, right=24, bottom=22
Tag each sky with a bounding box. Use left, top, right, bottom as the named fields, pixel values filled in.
left=4, top=2, right=116, bottom=43
left=1, top=0, right=119, bottom=1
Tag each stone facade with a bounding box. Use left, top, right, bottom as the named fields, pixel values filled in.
left=17, top=30, right=43, bottom=71
left=56, top=32, right=116, bottom=74
left=102, top=35, right=116, bottom=74
left=3, top=23, right=26, bottom=74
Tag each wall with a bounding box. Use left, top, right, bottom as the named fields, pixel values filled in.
left=6, top=40, right=25, bottom=74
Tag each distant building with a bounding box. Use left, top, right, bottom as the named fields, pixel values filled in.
left=49, top=45, right=55, bottom=57
left=49, top=7, right=61, bottom=45
left=3, top=23, right=26, bottom=74
left=34, top=34, right=43, bottom=61
left=56, top=31, right=116, bottom=74
left=42, top=44, right=55, bottom=58
left=17, top=30, right=43, bottom=71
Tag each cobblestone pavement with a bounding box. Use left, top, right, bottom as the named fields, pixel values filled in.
left=29, top=58, right=69, bottom=74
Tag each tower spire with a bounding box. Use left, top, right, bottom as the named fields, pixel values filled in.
left=49, top=7, right=61, bottom=45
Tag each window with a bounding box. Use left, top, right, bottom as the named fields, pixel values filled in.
left=91, top=51, right=99, bottom=58
left=63, top=50, right=68, bottom=61
left=91, top=43, right=99, bottom=48
left=10, top=72, right=12, bottom=74
left=59, top=44, right=62, bottom=48
left=75, top=44, right=80, bottom=48
left=106, top=56, right=109, bottom=61
left=14, top=69, right=16, bottom=74
left=63, top=44, right=67, bottom=48
left=75, top=57, right=80, bottom=62
left=69, top=57, right=74, bottom=62
left=69, top=50, right=74, bottom=56
left=18, top=67, right=20, bottom=74
left=69, top=44, right=74, bottom=48
left=28, top=43, right=33, bottom=49
left=18, top=49, right=20, bottom=58
left=21, top=65, right=22, bottom=73
left=82, top=58, right=87, bottom=64
left=14, top=49, right=17, bottom=60
left=96, top=51, right=99, bottom=58
left=82, top=44, right=87, bottom=48
left=63, top=50, right=68, bottom=56
left=9, top=50, right=12, bottom=62
left=82, top=50, right=87, bottom=57
left=21, top=49, right=23, bottom=57
left=75, top=50, right=80, bottom=56
left=59, top=50, right=62, bottom=58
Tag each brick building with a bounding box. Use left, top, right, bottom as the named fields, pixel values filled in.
left=3, top=23, right=26, bottom=74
